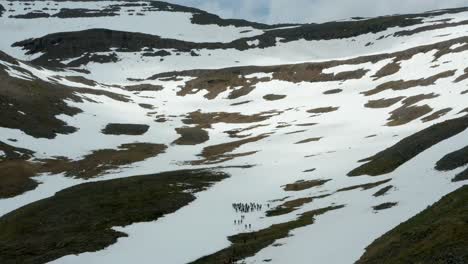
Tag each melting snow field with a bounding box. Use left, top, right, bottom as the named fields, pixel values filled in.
left=1, top=35, right=467, bottom=263
left=0, top=3, right=467, bottom=264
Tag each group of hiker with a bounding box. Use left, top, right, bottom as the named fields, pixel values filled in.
left=234, top=215, right=251, bottom=229
left=232, top=202, right=271, bottom=231
left=232, top=202, right=264, bottom=213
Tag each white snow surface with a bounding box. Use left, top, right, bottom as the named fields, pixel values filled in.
left=0, top=3, right=467, bottom=83
left=0, top=4, right=467, bottom=264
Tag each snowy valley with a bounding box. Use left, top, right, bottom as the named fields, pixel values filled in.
left=0, top=1, right=467, bottom=264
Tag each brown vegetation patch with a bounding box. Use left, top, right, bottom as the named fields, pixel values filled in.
left=138, top=103, right=154, bottom=109
left=63, top=75, right=97, bottom=86
left=0, top=52, right=129, bottom=138
left=373, top=185, right=394, bottom=197
left=0, top=141, right=37, bottom=198
left=101, top=123, right=150, bottom=135
left=266, top=194, right=330, bottom=217
left=363, top=70, right=456, bottom=96
left=190, top=205, right=344, bottom=264
left=266, top=197, right=313, bottom=217
left=0, top=143, right=166, bottom=198
left=283, top=179, right=331, bottom=191
left=348, top=116, right=468, bottom=176
left=386, top=105, right=433, bottom=126
left=263, top=94, right=286, bottom=101
left=123, top=83, right=163, bottom=92
left=323, top=88, right=342, bottom=94
left=386, top=93, right=439, bottom=126
left=337, top=179, right=391, bottom=192
left=401, top=93, right=439, bottom=106
left=421, top=108, right=452, bottom=122
left=0, top=169, right=228, bottom=264
left=176, top=73, right=271, bottom=100
left=41, top=143, right=167, bottom=179
left=372, top=61, right=401, bottom=80
left=183, top=110, right=278, bottom=129
left=146, top=37, right=467, bottom=104
left=395, top=19, right=468, bottom=37
left=365, top=96, right=404, bottom=108
left=230, top=100, right=251, bottom=106
left=307, top=106, right=339, bottom=114
left=225, top=124, right=269, bottom=138
left=295, top=122, right=317, bottom=127
left=295, top=137, right=322, bottom=144
left=0, top=141, right=34, bottom=161
left=191, top=134, right=268, bottom=165
left=173, top=127, right=209, bottom=145
left=454, top=67, right=468, bottom=83
left=285, top=130, right=307, bottom=135
left=372, top=202, right=398, bottom=211
left=152, top=64, right=368, bottom=100
left=0, top=160, right=41, bottom=199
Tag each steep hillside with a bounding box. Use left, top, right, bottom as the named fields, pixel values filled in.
left=0, top=1, right=467, bottom=264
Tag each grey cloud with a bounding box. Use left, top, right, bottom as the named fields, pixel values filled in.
left=167, top=0, right=468, bottom=24
left=265, top=0, right=468, bottom=23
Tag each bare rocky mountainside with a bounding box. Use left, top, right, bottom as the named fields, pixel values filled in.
left=0, top=1, right=467, bottom=263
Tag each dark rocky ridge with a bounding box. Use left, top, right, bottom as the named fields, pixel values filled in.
left=5, top=0, right=288, bottom=28
left=11, top=7, right=468, bottom=67
left=0, top=4, right=6, bottom=17
left=357, top=186, right=468, bottom=264
left=0, top=50, right=129, bottom=138
left=453, top=167, right=468, bottom=182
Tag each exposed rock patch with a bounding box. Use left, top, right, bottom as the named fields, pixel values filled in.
left=101, top=123, right=150, bottom=135
left=372, top=61, right=401, bottom=79
left=123, top=83, right=163, bottom=92
left=363, top=70, right=456, bottom=96
left=323, top=88, right=343, bottom=94
left=372, top=202, right=398, bottom=211
left=183, top=110, right=277, bottom=128
left=421, top=108, right=452, bottom=122
left=386, top=93, right=439, bottom=126
left=191, top=134, right=269, bottom=165
left=295, top=137, right=322, bottom=144
left=365, top=96, right=404, bottom=108
left=263, top=94, right=287, bottom=101
left=307, top=107, right=339, bottom=114
left=373, top=185, right=393, bottom=197
left=337, top=179, right=391, bottom=192
left=283, top=179, right=331, bottom=191
left=173, top=127, right=209, bottom=145
left=435, top=145, right=468, bottom=171
left=453, top=167, right=468, bottom=182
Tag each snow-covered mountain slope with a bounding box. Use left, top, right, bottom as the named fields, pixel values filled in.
left=0, top=2, right=467, bottom=264
left=2, top=1, right=468, bottom=82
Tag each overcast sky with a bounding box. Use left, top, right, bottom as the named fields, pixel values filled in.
left=166, top=0, right=468, bottom=24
